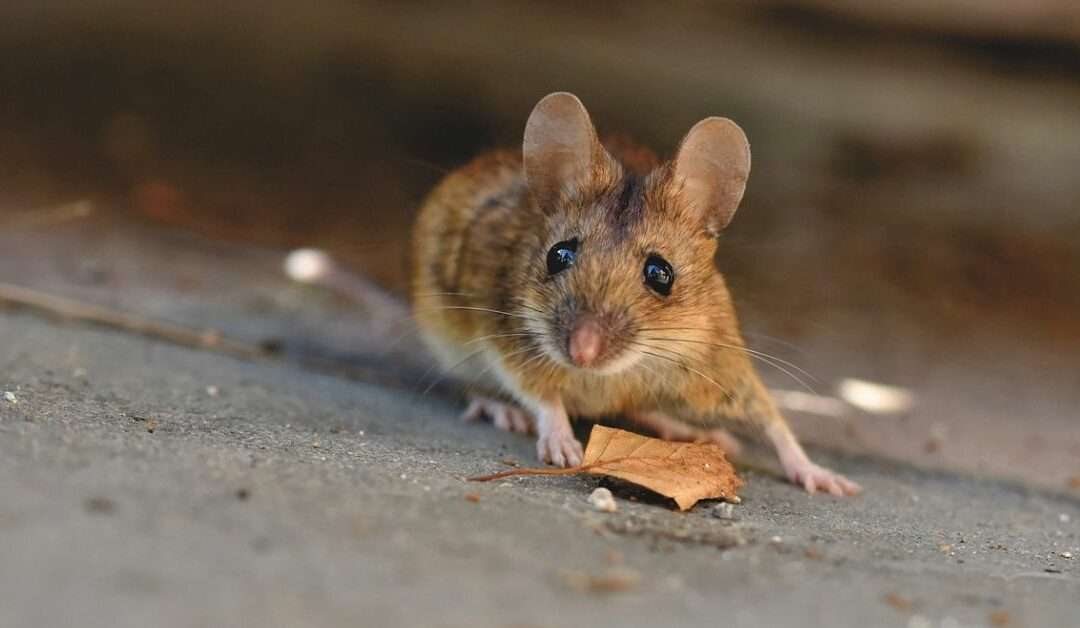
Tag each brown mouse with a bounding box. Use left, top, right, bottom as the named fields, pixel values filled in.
left=411, top=92, right=859, bottom=495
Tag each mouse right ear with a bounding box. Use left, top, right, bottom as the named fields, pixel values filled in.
left=671, top=117, right=751, bottom=236
left=523, top=92, right=607, bottom=213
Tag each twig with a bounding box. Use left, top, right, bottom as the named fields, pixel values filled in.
left=0, top=282, right=264, bottom=359
left=468, top=457, right=637, bottom=482
left=0, top=281, right=418, bottom=390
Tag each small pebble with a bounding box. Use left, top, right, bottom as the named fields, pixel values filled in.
left=770, top=536, right=783, bottom=544
left=588, top=487, right=617, bottom=513
left=3, top=391, right=16, bottom=403
left=1061, top=551, right=1073, bottom=559
left=1059, top=513, right=1071, bottom=524
left=206, top=385, right=220, bottom=397
left=712, top=502, right=737, bottom=520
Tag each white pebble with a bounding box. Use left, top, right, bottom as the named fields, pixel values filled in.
left=284, top=248, right=333, bottom=283
left=3, top=391, right=16, bottom=403
left=1059, top=513, right=1071, bottom=524
left=1062, top=551, right=1074, bottom=559
left=588, top=487, right=617, bottom=513
left=206, top=385, right=220, bottom=397
left=713, top=502, right=737, bottom=520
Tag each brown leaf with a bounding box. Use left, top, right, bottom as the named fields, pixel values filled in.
left=469, top=425, right=741, bottom=511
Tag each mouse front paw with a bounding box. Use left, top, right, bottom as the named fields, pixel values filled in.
left=536, top=429, right=583, bottom=468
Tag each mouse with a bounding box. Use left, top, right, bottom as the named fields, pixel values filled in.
left=410, top=91, right=860, bottom=496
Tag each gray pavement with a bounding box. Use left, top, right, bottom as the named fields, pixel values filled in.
left=1, top=220, right=1079, bottom=628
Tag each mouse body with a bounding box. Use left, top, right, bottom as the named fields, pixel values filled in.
left=411, top=92, right=859, bottom=495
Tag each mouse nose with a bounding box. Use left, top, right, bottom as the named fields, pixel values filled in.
left=568, top=315, right=605, bottom=368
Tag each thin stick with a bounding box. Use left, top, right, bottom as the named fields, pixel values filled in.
left=0, top=281, right=264, bottom=359
left=468, top=466, right=585, bottom=482
left=468, top=457, right=637, bottom=482
left=0, top=281, right=419, bottom=390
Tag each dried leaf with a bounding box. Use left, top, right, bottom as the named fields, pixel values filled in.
left=470, top=425, right=741, bottom=511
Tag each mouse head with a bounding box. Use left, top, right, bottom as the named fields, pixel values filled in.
left=519, top=92, right=750, bottom=375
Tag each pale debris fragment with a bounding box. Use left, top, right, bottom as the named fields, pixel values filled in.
left=588, top=487, right=617, bottom=513
left=3, top=391, right=16, bottom=403
left=837, top=378, right=914, bottom=414
left=284, top=248, right=333, bottom=283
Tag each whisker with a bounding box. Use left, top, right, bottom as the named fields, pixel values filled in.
left=638, top=336, right=817, bottom=383
left=626, top=345, right=729, bottom=396
left=417, top=305, right=539, bottom=322
left=463, top=332, right=536, bottom=346
left=635, top=338, right=816, bottom=395
left=418, top=345, right=488, bottom=395
left=413, top=291, right=476, bottom=298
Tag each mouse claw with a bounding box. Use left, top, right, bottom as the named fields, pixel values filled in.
left=786, top=460, right=862, bottom=496
left=536, top=430, right=583, bottom=468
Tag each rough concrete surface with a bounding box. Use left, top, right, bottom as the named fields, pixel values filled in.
left=1, top=220, right=1079, bottom=628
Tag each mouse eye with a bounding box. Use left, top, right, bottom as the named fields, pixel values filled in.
left=643, top=255, right=675, bottom=296
left=546, top=238, right=578, bottom=275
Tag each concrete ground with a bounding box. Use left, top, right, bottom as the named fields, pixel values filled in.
left=1, top=218, right=1078, bottom=628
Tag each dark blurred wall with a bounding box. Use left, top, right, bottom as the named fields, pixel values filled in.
left=2, top=1, right=1079, bottom=346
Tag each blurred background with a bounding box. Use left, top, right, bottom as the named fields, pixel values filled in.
left=1, top=1, right=1079, bottom=491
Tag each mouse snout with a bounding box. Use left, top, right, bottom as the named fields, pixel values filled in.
left=567, top=314, right=606, bottom=368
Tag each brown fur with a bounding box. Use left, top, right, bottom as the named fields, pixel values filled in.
left=411, top=140, right=783, bottom=435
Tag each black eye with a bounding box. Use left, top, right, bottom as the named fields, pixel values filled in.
left=546, top=238, right=578, bottom=275
left=643, top=255, right=675, bottom=296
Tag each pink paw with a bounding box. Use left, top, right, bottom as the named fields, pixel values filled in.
left=462, top=397, right=534, bottom=434
left=536, top=429, right=583, bottom=468
left=784, top=460, right=861, bottom=496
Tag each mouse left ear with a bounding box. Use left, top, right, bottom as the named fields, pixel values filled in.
left=671, top=117, right=751, bottom=235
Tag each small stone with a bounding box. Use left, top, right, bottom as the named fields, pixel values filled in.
left=84, top=496, right=115, bottom=515
left=770, top=536, right=783, bottom=544
left=884, top=592, right=913, bottom=612
left=1059, top=513, right=1071, bottom=524
left=205, top=385, right=220, bottom=397
left=712, top=502, right=737, bottom=520
left=1061, top=551, right=1073, bottom=559
left=3, top=391, right=16, bottom=403
left=588, top=487, right=617, bottom=513
left=560, top=567, right=640, bottom=593
left=464, top=493, right=481, bottom=503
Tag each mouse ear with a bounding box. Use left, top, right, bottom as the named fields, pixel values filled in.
left=523, top=92, right=606, bottom=212
left=671, top=117, right=751, bottom=235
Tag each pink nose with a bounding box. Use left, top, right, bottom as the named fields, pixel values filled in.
left=568, top=316, right=605, bottom=367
